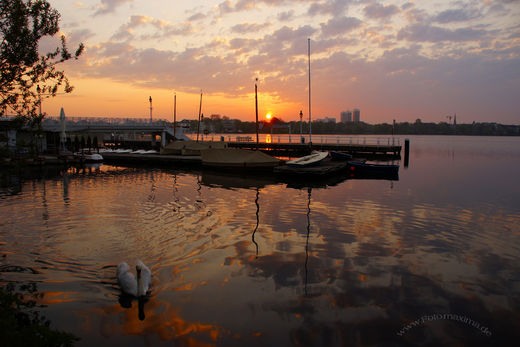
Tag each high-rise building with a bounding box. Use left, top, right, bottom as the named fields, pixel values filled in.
left=340, top=110, right=352, bottom=123
left=353, top=108, right=360, bottom=122
left=316, top=117, right=336, bottom=123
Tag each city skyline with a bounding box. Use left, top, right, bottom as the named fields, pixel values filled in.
left=38, top=0, right=520, bottom=124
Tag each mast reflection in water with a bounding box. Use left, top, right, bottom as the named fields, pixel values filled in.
left=1, top=135, right=520, bottom=346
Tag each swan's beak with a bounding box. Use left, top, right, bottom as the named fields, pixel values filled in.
left=136, top=265, right=141, bottom=279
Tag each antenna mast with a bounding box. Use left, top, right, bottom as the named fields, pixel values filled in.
left=308, top=38, right=312, bottom=145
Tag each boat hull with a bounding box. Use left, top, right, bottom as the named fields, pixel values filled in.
left=347, top=160, right=399, bottom=174
left=286, top=151, right=329, bottom=167
left=75, top=152, right=104, bottom=163
left=275, top=159, right=346, bottom=176
left=330, top=151, right=353, bottom=161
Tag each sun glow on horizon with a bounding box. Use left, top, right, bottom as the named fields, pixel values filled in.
left=265, top=113, right=272, bottom=121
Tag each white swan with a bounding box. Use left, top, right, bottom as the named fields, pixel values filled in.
left=116, top=260, right=151, bottom=297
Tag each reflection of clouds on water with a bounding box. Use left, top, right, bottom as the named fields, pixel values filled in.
left=1, top=147, right=520, bottom=346
left=218, top=241, right=520, bottom=345
left=79, top=298, right=229, bottom=344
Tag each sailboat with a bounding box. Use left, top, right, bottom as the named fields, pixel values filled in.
left=274, top=39, right=346, bottom=176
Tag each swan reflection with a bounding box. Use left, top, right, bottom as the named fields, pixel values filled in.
left=117, top=294, right=149, bottom=321
left=116, top=260, right=151, bottom=321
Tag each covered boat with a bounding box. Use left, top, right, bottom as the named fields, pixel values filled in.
left=160, top=140, right=227, bottom=156
left=201, top=148, right=282, bottom=169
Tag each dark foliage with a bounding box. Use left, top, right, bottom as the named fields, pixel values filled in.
left=0, top=0, right=84, bottom=124
left=0, top=284, right=79, bottom=346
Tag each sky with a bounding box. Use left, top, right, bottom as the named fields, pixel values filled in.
left=40, top=0, right=520, bottom=124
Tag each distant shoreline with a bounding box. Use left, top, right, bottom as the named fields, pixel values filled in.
left=182, top=118, right=520, bottom=137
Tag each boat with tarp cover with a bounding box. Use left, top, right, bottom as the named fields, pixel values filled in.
left=201, top=148, right=282, bottom=169
left=161, top=140, right=227, bottom=156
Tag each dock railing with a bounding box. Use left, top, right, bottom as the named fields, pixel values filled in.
left=191, top=134, right=401, bottom=146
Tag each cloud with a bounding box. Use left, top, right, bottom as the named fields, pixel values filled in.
left=187, top=12, right=206, bottom=22
left=401, top=2, right=428, bottom=23
left=231, top=22, right=271, bottom=34
left=75, top=23, right=320, bottom=96
left=92, top=41, right=134, bottom=58
left=363, top=2, right=400, bottom=19
left=401, top=2, right=414, bottom=11
left=308, top=0, right=352, bottom=17
left=93, top=0, right=133, bottom=16
left=216, top=0, right=260, bottom=15
left=75, top=41, right=254, bottom=95
left=433, top=8, right=482, bottom=24
left=397, top=24, right=490, bottom=43
left=217, top=0, right=309, bottom=14
left=217, top=0, right=235, bottom=14
left=67, top=29, right=96, bottom=48
left=277, top=10, right=294, bottom=21
left=111, top=15, right=193, bottom=41
left=260, top=25, right=318, bottom=60
left=320, top=17, right=363, bottom=38
left=229, top=37, right=257, bottom=52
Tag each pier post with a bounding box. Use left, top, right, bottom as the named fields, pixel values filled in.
left=404, top=138, right=410, bottom=168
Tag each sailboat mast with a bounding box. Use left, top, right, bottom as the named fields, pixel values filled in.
left=173, top=92, right=177, bottom=140
left=255, top=78, right=259, bottom=146
left=308, top=38, right=312, bottom=145
left=196, top=90, right=202, bottom=142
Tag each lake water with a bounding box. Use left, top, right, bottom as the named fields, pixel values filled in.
left=1, top=135, right=519, bottom=346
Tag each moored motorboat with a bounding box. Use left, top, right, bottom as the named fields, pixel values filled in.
left=347, top=160, right=399, bottom=174
left=74, top=150, right=103, bottom=163
left=330, top=151, right=353, bottom=161
left=286, top=151, right=329, bottom=167
left=274, top=158, right=346, bottom=177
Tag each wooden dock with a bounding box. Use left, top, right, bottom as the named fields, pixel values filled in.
left=227, top=142, right=401, bottom=158
left=102, top=152, right=202, bottom=166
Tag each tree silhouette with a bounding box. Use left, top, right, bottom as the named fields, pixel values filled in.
left=0, top=0, right=84, bottom=123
